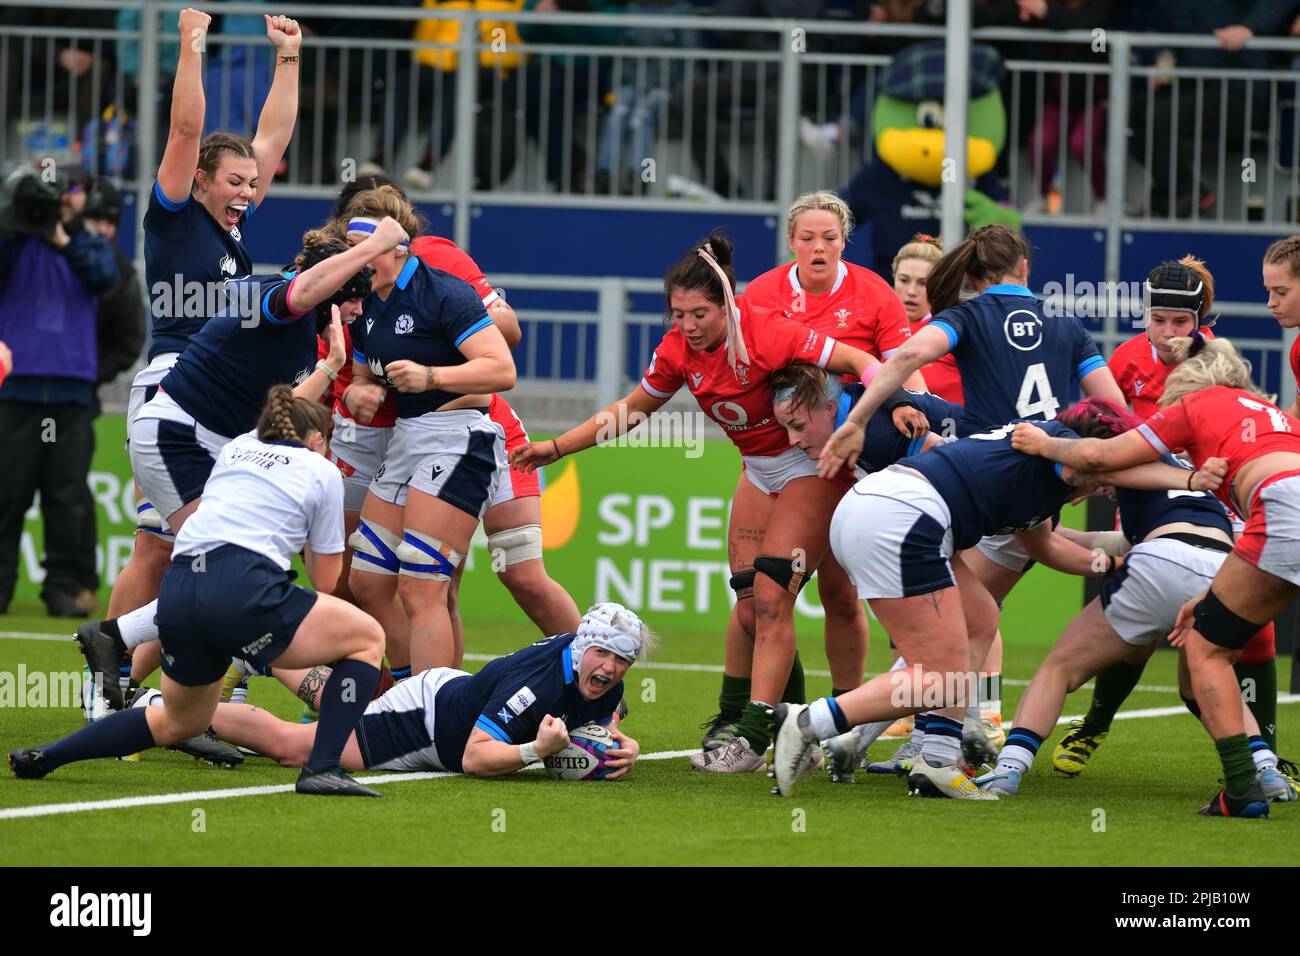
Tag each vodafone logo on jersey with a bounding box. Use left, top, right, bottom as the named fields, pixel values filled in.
left=710, top=401, right=749, bottom=427
left=1003, top=310, right=1044, bottom=351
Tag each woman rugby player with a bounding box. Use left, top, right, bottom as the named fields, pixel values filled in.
left=1011, top=336, right=1300, bottom=816
left=770, top=402, right=1226, bottom=800
left=892, top=234, right=962, bottom=404
left=1051, top=258, right=1286, bottom=778
left=203, top=603, right=647, bottom=779
left=75, top=225, right=404, bottom=710
left=698, top=192, right=926, bottom=757
left=1264, top=236, right=1300, bottom=418
left=340, top=187, right=516, bottom=677
left=976, top=401, right=1294, bottom=809
left=323, top=178, right=578, bottom=681
left=513, top=232, right=927, bottom=773
left=13, top=388, right=386, bottom=797
left=110, top=7, right=302, bottom=637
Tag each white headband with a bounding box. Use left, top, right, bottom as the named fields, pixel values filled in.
left=570, top=602, right=647, bottom=665
left=696, top=247, right=750, bottom=370
left=347, top=216, right=408, bottom=253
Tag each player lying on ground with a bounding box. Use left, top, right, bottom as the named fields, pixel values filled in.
left=975, top=399, right=1296, bottom=811
left=11, top=388, right=386, bottom=797
left=188, top=603, right=648, bottom=778
left=768, top=400, right=1226, bottom=800
left=1011, top=335, right=1300, bottom=818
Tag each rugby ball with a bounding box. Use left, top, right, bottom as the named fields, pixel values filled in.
left=543, top=723, right=615, bottom=781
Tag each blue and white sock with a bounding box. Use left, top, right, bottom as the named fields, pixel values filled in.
left=807, top=697, right=849, bottom=741
left=995, top=726, right=1044, bottom=775
left=1249, top=735, right=1278, bottom=772
left=921, top=714, right=963, bottom=766
left=911, top=712, right=929, bottom=746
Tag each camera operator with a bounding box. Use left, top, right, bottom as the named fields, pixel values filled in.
left=0, top=163, right=118, bottom=617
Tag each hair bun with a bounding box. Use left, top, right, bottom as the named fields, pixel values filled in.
left=701, top=231, right=734, bottom=268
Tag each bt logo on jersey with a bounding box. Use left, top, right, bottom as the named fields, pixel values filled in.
left=1003, top=309, right=1044, bottom=351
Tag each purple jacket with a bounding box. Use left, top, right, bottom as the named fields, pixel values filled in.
left=0, top=231, right=116, bottom=384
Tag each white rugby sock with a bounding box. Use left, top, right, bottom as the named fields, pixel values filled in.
left=995, top=746, right=1035, bottom=776
left=118, top=601, right=160, bottom=649
left=1252, top=747, right=1279, bottom=772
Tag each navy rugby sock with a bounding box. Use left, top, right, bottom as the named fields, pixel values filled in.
left=305, top=659, right=380, bottom=774
left=40, top=707, right=157, bottom=771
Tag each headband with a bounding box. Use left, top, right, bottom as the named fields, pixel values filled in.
left=347, top=216, right=408, bottom=253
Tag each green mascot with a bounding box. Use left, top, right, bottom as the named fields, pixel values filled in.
left=840, top=40, right=1022, bottom=277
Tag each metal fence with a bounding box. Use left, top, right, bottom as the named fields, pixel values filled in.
left=4, top=2, right=1300, bottom=419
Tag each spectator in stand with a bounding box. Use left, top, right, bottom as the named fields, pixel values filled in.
left=594, top=1, right=702, bottom=196
left=1124, top=0, right=1294, bottom=218
left=518, top=0, right=623, bottom=193
left=0, top=165, right=118, bottom=618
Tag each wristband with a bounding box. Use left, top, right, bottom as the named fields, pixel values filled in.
left=279, top=54, right=299, bottom=63
left=882, top=387, right=916, bottom=414
left=859, top=363, right=883, bottom=389
left=315, top=359, right=338, bottom=382
left=552, top=438, right=562, bottom=460
left=1187, top=471, right=1195, bottom=491
left=519, top=741, right=540, bottom=764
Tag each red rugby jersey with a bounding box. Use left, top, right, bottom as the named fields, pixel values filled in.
left=325, top=235, right=502, bottom=428
left=911, top=313, right=964, bottom=405
left=743, top=260, right=911, bottom=359
left=639, top=295, right=837, bottom=456
left=1108, top=329, right=1215, bottom=420
left=1138, top=385, right=1300, bottom=513
left=1290, top=335, right=1300, bottom=409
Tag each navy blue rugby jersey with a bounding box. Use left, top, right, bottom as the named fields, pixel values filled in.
left=897, top=419, right=1080, bottom=551
left=433, top=633, right=623, bottom=773
left=350, top=257, right=495, bottom=418
left=145, top=180, right=254, bottom=359
left=159, top=274, right=317, bottom=438
left=1116, top=454, right=1232, bottom=544
left=927, top=284, right=1105, bottom=437
left=839, top=384, right=964, bottom=473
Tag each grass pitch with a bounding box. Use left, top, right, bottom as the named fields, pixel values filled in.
left=0, top=600, right=1294, bottom=867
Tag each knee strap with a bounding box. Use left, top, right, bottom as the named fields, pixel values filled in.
left=348, top=519, right=402, bottom=576
left=753, top=554, right=811, bottom=595
left=135, top=501, right=174, bottom=539
left=729, top=569, right=756, bottom=599
left=1192, top=589, right=1260, bottom=651
left=396, top=530, right=464, bottom=581
left=485, top=523, right=543, bottom=570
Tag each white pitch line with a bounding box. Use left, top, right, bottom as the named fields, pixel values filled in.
left=0, top=631, right=1283, bottom=697
left=8, top=698, right=1300, bottom=823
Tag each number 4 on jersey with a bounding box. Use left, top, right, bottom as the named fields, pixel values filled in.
left=1016, top=362, right=1060, bottom=420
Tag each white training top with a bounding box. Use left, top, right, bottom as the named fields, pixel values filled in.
left=173, top=431, right=345, bottom=571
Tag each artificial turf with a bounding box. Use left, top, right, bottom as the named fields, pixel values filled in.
left=1, top=595, right=1294, bottom=867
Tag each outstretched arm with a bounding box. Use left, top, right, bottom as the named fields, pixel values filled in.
left=511, top=385, right=668, bottom=472
left=250, top=14, right=302, bottom=206
left=1011, top=423, right=1158, bottom=473
left=156, top=7, right=211, bottom=203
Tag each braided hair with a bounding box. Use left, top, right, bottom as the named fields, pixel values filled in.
left=256, top=384, right=332, bottom=446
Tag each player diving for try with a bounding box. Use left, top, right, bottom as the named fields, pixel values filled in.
left=192, top=603, right=649, bottom=778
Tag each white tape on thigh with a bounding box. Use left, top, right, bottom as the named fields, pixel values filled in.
left=134, top=501, right=174, bottom=539
left=348, top=519, right=402, bottom=576
left=396, top=529, right=464, bottom=580
left=485, top=523, right=543, bottom=569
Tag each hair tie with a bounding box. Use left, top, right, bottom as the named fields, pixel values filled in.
left=1188, top=329, right=1208, bottom=357
left=696, top=247, right=749, bottom=369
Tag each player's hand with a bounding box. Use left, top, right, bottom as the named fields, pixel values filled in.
left=384, top=360, right=433, bottom=393
left=265, top=14, right=302, bottom=54
left=511, top=440, right=561, bottom=474
left=366, top=216, right=410, bottom=255
left=323, top=306, right=346, bottom=370
left=536, top=714, right=570, bottom=758
left=1010, top=421, right=1049, bottom=456
left=1191, top=457, right=1227, bottom=493
left=892, top=404, right=928, bottom=439
left=343, top=381, right=384, bottom=424
left=178, top=8, right=211, bottom=43
left=0, top=340, right=12, bottom=376
left=1167, top=589, right=1207, bottom=647
left=817, top=421, right=864, bottom=479
left=602, top=727, right=640, bottom=780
